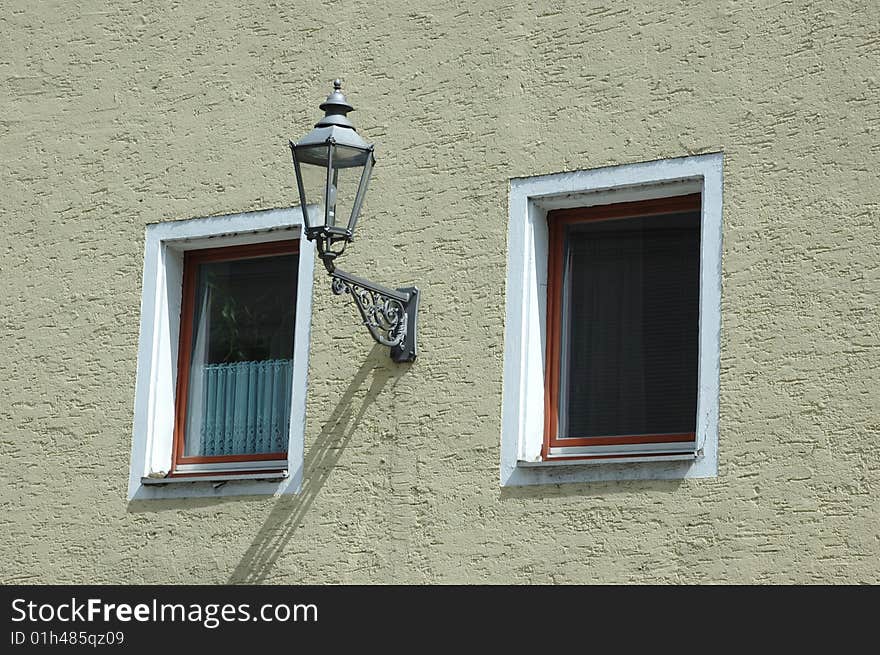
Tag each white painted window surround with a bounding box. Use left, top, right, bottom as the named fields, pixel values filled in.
left=128, top=207, right=316, bottom=500
left=501, top=153, right=723, bottom=487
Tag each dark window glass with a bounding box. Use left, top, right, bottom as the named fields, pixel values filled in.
left=183, top=252, right=298, bottom=458
left=558, top=211, right=700, bottom=438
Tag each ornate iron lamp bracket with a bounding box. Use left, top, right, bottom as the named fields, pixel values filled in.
left=324, top=259, right=419, bottom=363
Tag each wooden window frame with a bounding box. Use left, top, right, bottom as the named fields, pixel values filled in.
left=542, top=193, right=702, bottom=460
left=170, top=239, right=300, bottom=475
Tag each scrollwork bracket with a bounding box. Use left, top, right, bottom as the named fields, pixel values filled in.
left=328, top=267, right=419, bottom=362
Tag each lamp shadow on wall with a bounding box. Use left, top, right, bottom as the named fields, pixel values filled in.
left=227, top=346, right=399, bottom=584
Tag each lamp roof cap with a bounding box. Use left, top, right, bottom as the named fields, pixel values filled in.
left=316, top=79, right=356, bottom=130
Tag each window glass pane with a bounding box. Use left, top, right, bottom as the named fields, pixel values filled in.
left=559, top=210, right=699, bottom=438
left=184, top=253, right=298, bottom=458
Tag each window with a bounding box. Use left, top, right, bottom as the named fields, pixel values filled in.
left=171, top=240, right=299, bottom=476
left=128, top=207, right=316, bottom=500
left=501, top=154, right=722, bottom=486
left=544, top=194, right=701, bottom=460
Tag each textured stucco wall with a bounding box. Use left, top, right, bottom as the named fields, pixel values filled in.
left=1, top=0, right=878, bottom=583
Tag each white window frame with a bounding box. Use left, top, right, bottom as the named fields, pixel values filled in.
left=128, top=207, right=316, bottom=500
left=501, top=154, right=723, bottom=487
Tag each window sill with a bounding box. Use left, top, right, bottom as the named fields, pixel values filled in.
left=141, top=471, right=288, bottom=485
left=520, top=453, right=698, bottom=467
left=504, top=449, right=714, bottom=487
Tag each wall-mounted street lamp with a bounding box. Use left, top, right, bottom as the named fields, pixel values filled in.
left=289, top=80, right=419, bottom=362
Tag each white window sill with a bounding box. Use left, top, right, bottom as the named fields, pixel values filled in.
left=518, top=453, right=698, bottom=467
left=141, top=471, right=289, bottom=485
left=504, top=454, right=714, bottom=487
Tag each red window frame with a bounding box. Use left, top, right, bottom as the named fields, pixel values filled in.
left=170, top=239, right=299, bottom=475
left=542, top=193, right=701, bottom=460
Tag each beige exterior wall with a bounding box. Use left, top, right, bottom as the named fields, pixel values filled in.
left=1, top=0, right=878, bottom=583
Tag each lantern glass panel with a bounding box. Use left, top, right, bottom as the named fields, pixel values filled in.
left=293, top=145, right=330, bottom=229
left=327, top=145, right=368, bottom=230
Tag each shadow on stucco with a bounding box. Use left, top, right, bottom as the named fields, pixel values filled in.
left=227, top=348, right=399, bottom=584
